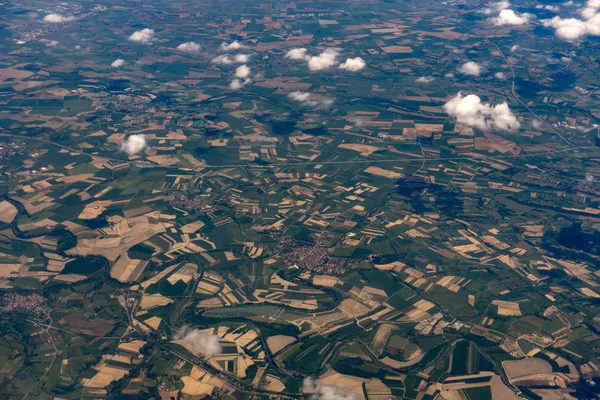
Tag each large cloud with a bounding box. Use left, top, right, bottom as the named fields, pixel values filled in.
left=308, top=49, right=340, bottom=71
left=174, top=326, right=222, bottom=358
left=492, top=9, right=532, bottom=25
left=542, top=0, right=600, bottom=40
left=212, top=54, right=250, bottom=64
left=443, top=92, right=520, bottom=131
left=304, top=378, right=357, bottom=400
left=339, top=57, right=366, bottom=71
left=129, top=29, right=155, bottom=44
left=288, top=91, right=334, bottom=108
left=43, top=13, right=75, bottom=23
left=458, top=61, right=482, bottom=76
left=111, top=59, right=125, bottom=68
left=177, top=41, right=201, bottom=53
left=220, top=41, right=246, bottom=51
left=120, top=134, right=147, bottom=155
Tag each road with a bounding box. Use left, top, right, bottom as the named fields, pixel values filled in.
left=21, top=316, right=59, bottom=400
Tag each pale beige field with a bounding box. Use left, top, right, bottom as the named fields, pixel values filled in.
left=267, top=335, right=297, bottom=354
left=503, top=358, right=552, bottom=381
left=0, top=201, right=17, bottom=223
left=492, top=300, right=522, bottom=316
left=338, top=143, right=380, bottom=156
left=338, top=298, right=370, bottom=317
left=364, top=166, right=403, bottom=179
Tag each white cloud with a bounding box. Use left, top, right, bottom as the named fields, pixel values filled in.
left=492, top=9, right=532, bottom=25
left=288, top=91, right=334, bottom=108
left=220, top=41, right=245, bottom=51
left=120, top=134, right=147, bottom=155
left=43, top=13, right=75, bottom=23
left=177, top=41, right=201, bottom=53
left=308, top=49, right=340, bottom=71
left=234, top=64, right=251, bottom=79
left=458, top=61, right=482, bottom=76
left=510, top=44, right=520, bottom=51
left=304, top=378, right=357, bottom=400
left=443, top=92, right=520, bottom=131
left=536, top=4, right=560, bottom=12
left=416, top=76, right=435, bottom=83
left=495, top=72, right=506, bottom=79
left=543, top=17, right=589, bottom=40
left=289, top=91, right=313, bottom=103
left=585, top=172, right=594, bottom=182
left=46, top=40, right=59, bottom=47
left=339, top=57, right=366, bottom=71
left=445, top=72, right=455, bottom=78
left=229, top=78, right=251, bottom=90
left=129, top=28, right=155, bottom=44
left=285, top=48, right=309, bottom=60
left=211, top=54, right=250, bottom=64
left=532, top=119, right=543, bottom=129
left=542, top=0, right=600, bottom=40
left=484, top=1, right=511, bottom=14
left=111, top=59, right=125, bottom=68
left=174, top=326, right=222, bottom=358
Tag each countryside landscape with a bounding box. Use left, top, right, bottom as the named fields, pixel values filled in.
left=1, top=0, right=600, bottom=399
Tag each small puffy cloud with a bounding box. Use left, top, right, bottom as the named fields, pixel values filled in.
left=304, top=378, right=357, bottom=400
left=532, top=119, right=543, bottom=129
left=174, top=326, right=221, bottom=358
left=220, top=41, right=245, bottom=51
left=416, top=76, right=435, bottom=83
left=542, top=0, right=600, bottom=40
left=129, top=28, right=155, bottom=44
left=585, top=172, right=594, bottom=182
left=308, top=48, right=340, bottom=71
left=495, top=72, right=506, bottom=79
left=458, top=61, right=482, bottom=76
left=492, top=9, right=532, bottom=25
left=443, top=92, right=520, bottom=131
left=289, top=91, right=312, bottom=103
left=288, top=91, right=334, bottom=108
left=229, top=78, right=251, bottom=90
left=177, top=41, right=201, bottom=53
left=45, top=40, right=59, bottom=47
left=285, top=48, right=309, bottom=60
left=211, top=54, right=250, bottom=64
left=445, top=72, right=455, bottom=78
left=234, top=64, right=251, bottom=79
left=484, top=0, right=511, bottom=14
left=510, top=44, right=520, bottom=51
left=111, top=58, right=125, bottom=68
left=339, top=57, right=366, bottom=71
left=43, top=13, right=75, bottom=23
left=536, top=4, right=560, bottom=12
left=120, top=134, right=147, bottom=155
